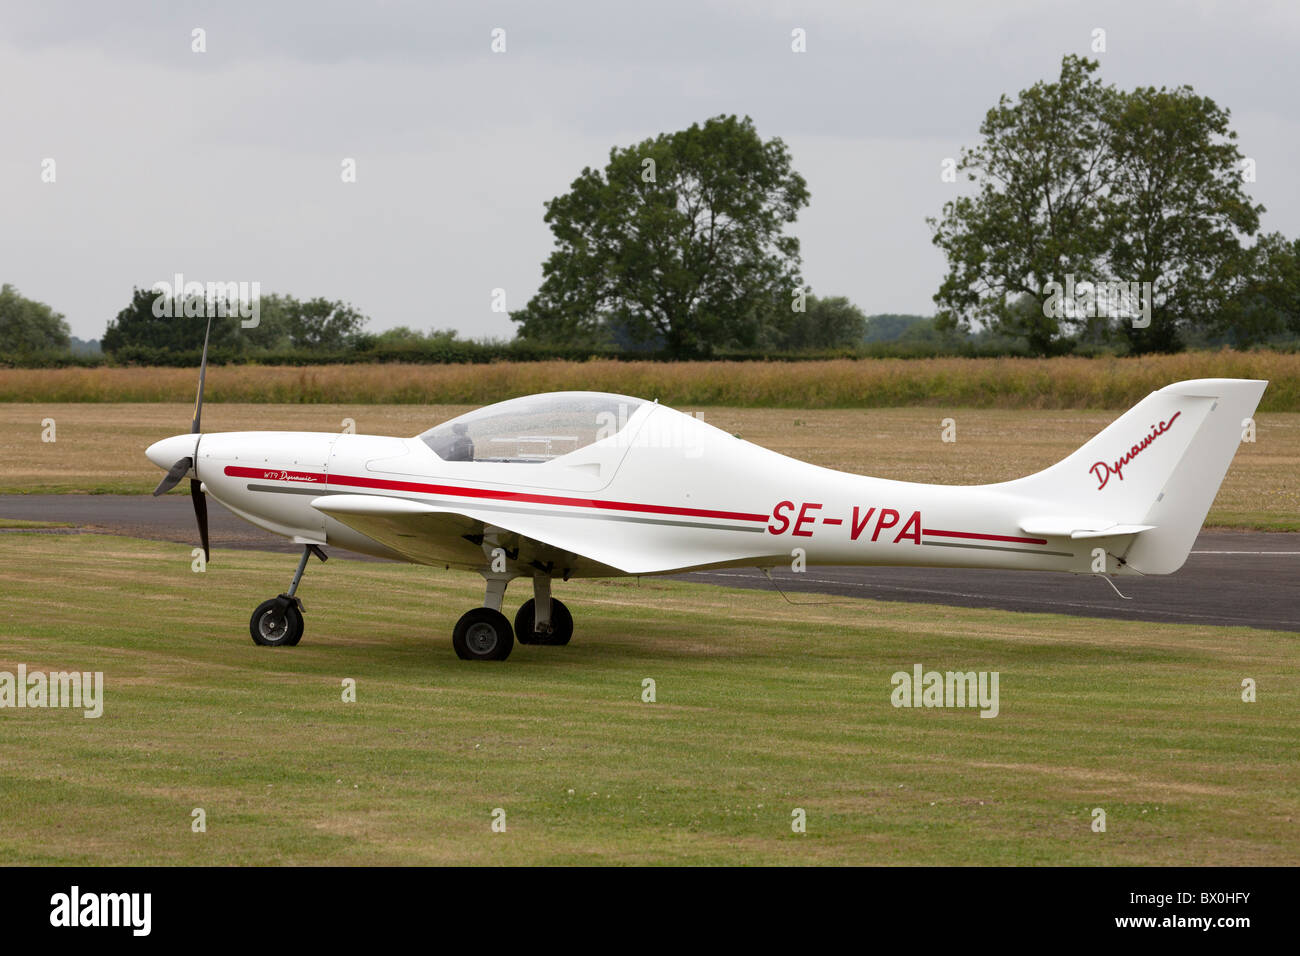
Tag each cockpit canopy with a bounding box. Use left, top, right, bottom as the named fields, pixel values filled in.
left=417, top=391, right=649, bottom=463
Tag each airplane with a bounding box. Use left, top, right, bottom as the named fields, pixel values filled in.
left=144, top=326, right=1267, bottom=661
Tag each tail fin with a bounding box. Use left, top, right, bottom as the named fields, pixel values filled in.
left=1003, top=378, right=1267, bottom=574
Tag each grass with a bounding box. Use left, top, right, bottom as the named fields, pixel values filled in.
left=3, top=403, right=1297, bottom=529
left=0, top=532, right=1295, bottom=865
left=1, top=352, right=1298, bottom=410
left=0, top=518, right=73, bottom=529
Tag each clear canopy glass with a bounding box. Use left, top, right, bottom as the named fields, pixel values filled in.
left=417, top=391, right=648, bottom=463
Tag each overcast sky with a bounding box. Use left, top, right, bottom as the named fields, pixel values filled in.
left=2, top=0, right=1298, bottom=341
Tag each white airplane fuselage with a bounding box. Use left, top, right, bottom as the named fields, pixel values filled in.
left=188, top=427, right=1085, bottom=575
left=146, top=381, right=1267, bottom=582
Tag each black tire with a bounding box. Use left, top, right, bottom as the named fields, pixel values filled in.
left=453, top=608, right=514, bottom=661
left=250, top=598, right=304, bottom=647
left=514, top=597, right=573, bottom=647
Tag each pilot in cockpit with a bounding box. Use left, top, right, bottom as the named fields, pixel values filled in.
left=433, top=422, right=475, bottom=462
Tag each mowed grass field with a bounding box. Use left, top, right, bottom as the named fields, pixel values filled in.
left=3, top=402, right=1297, bottom=529
left=0, top=532, right=1295, bottom=865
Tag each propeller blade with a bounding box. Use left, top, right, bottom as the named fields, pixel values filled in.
left=152, top=456, right=193, bottom=497
left=191, top=311, right=213, bottom=434
left=191, top=478, right=210, bottom=562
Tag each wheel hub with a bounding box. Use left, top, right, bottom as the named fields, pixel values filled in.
left=465, top=621, right=498, bottom=654
left=259, top=610, right=286, bottom=640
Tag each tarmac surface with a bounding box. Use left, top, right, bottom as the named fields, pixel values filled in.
left=3, top=494, right=1297, bottom=632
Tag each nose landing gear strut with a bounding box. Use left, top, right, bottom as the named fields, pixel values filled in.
left=250, top=544, right=327, bottom=647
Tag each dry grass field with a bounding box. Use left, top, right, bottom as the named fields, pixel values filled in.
left=2, top=352, right=1298, bottom=409
left=2, top=402, right=1296, bottom=529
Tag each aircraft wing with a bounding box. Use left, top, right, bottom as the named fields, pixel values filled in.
left=310, top=494, right=758, bottom=576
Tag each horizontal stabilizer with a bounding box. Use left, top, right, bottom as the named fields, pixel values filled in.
left=1019, top=516, right=1156, bottom=539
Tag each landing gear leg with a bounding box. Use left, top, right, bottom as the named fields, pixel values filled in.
left=452, top=573, right=515, bottom=661
left=250, top=544, right=326, bottom=647
left=515, top=576, right=574, bottom=646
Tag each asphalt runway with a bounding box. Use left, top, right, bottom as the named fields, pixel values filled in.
left=3, top=494, right=1297, bottom=632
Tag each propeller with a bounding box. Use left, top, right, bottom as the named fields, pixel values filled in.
left=152, top=313, right=213, bottom=561
left=191, top=477, right=210, bottom=562
left=151, top=456, right=192, bottom=496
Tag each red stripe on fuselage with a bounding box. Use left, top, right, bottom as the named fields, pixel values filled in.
left=225, top=466, right=769, bottom=523
left=923, top=528, right=1048, bottom=545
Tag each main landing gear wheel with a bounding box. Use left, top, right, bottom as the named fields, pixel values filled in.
left=453, top=608, right=515, bottom=661
left=514, top=598, right=573, bottom=646
left=250, top=597, right=304, bottom=647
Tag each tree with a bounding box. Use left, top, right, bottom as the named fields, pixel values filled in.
left=102, top=287, right=241, bottom=355
left=238, top=293, right=293, bottom=351
left=103, top=290, right=244, bottom=356
left=929, top=56, right=1118, bottom=355
left=929, top=55, right=1263, bottom=355
left=1105, top=84, right=1263, bottom=352
left=355, top=326, right=463, bottom=352
left=1218, top=232, right=1300, bottom=345
left=372, top=325, right=431, bottom=345
left=279, top=296, right=368, bottom=350
left=863, top=314, right=933, bottom=344
left=512, top=115, right=810, bottom=357
left=0, top=284, right=71, bottom=354
left=102, top=289, right=368, bottom=355
left=767, top=295, right=868, bottom=350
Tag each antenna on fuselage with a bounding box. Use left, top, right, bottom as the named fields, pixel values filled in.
left=758, top=567, right=850, bottom=606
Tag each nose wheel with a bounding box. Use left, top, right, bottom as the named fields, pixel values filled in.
left=250, top=597, right=304, bottom=646
left=250, top=544, right=326, bottom=647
